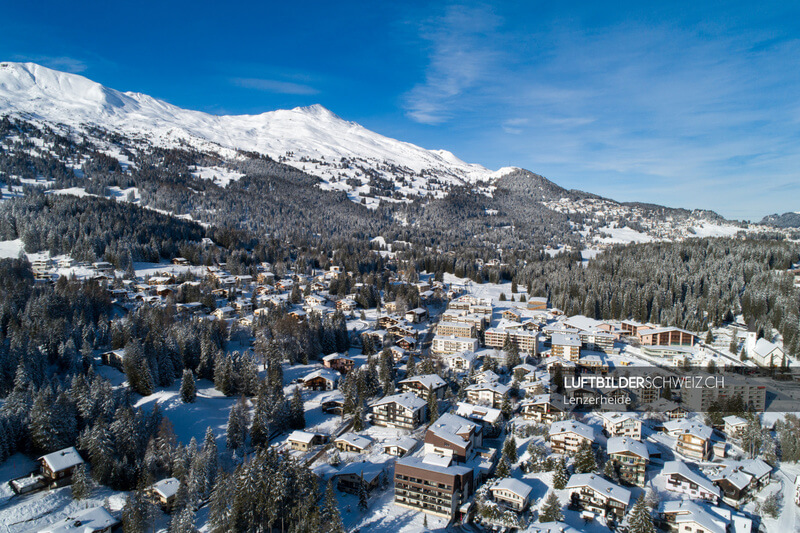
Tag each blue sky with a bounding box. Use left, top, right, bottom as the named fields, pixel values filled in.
left=2, top=1, right=799, bottom=220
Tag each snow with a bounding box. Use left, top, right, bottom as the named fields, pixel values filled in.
left=0, top=62, right=497, bottom=198
left=191, top=165, right=245, bottom=188
left=689, top=222, right=742, bottom=238
left=595, top=224, right=654, bottom=244
left=0, top=238, right=24, bottom=258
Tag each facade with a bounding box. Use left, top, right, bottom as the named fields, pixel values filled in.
left=335, top=433, right=373, bottom=453
left=435, top=321, right=476, bottom=339
left=371, top=392, right=427, bottom=429
left=566, top=473, right=631, bottom=521
left=607, top=437, right=649, bottom=487
left=551, top=333, right=581, bottom=361
left=424, top=413, right=482, bottom=463
left=660, top=461, right=720, bottom=504
left=441, top=351, right=478, bottom=372
left=465, top=382, right=509, bottom=409
left=398, top=374, right=447, bottom=401
left=520, top=394, right=567, bottom=424
left=147, top=478, right=181, bottom=511
left=490, top=478, right=533, bottom=512
left=600, top=413, right=642, bottom=440
left=394, top=456, right=474, bottom=519
left=637, top=327, right=695, bottom=346
left=431, top=335, right=479, bottom=355
left=549, top=420, right=595, bottom=454
left=39, top=447, right=84, bottom=481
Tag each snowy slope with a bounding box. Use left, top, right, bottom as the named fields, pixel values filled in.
left=0, top=62, right=493, bottom=189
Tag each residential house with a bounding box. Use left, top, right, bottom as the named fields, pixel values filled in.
left=520, top=394, right=567, bottom=424
left=394, top=455, right=474, bottom=519
left=147, top=478, right=181, bottom=511
left=441, top=351, right=478, bottom=372
left=657, top=500, right=752, bottom=533
left=465, top=382, right=509, bottom=409
left=335, top=460, right=387, bottom=494
left=335, top=433, right=373, bottom=453
left=300, top=368, right=340, bottom=391
left=424, top=413, right=482, bottom=463
left=566, top=473, right=631, bottom=521
left=287, top=431, right=327, bottom=452
left=659, top=461, right=720, bottom=504
left=551, top=333, right=581, bottom=361
left=383, top=437, right=419, bottom=457
left=323, top=353, right=355, bottom=374
left=489, top=478, right=534, bottom=512
left=399, top=374, right=447, bottom=401
left=431, top=335, right=479, bottom=355
left=607, top=437, right=649, bottom=487
left=549, top=420, right=595, bottom=454
left=600, top=413, right=643, bottom=440
left=39, top=447, right=84, bottom=482
left=455, top=402, right=503, bottom=437
left=371, top=393, right=427, bottom=429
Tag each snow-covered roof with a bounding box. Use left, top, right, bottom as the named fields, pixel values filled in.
left=40, top=447, right=83, bottom=473
left=427, top=413, right=479, bottom=446
left=490, top=477, right=534, bottom=499
left=335, top=460, right=388, bottom=483
left=399, top=373, right=446, bottom=389
left=455, top=402, right=502, bottom=425
left=663, top=419, right=714, bottom=440
left=551, top=332, right=581, bottom=347
left=549, top=420, right=594, bottom=441
left=421, top=454, right=453, bottom=467
left=301, top=368, right=340, bottom=383
left=566, top=473, right=631, bottom=505
left=658, top=501, right=726, bottom=533
left=722, top=415, right=747, bottom=426
left=335, top=432, right=373, bottom=450
left=465, top=382, right=510, bottom=395
left=396, top=455, right=472, bottom=477
left=150, top=477, right=180, bottom=499
left=563, top=315, right=603, bottom=332
left=607, top=437, right=649, bottom=459
left=288, top=430, right=318, bottom=444
left=373, top=392, right=426, bottom=411
left=39, top=506, right=119, bottom=533
left=660, top=461, right=720, bottom=496
left=383, top=436, right=418, bottom=452
left=740, top=458, right=771, bottom=479
left=709, top=466, right=752, bottom=490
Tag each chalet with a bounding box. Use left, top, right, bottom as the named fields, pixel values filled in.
left=233, top=300, right=253, bottom=315
left=398, top=374, right=447, bottom=401
left=665, top=420, right=714, bottom=460
left=336, top=298, right=357, bottom=312
left=474, top=370, right=500, bottom=384
left=465, top=382, right=509, bottom=409
left=600, top=413, right=642, bottom=440
left=549, top=420, right=595, bottom=454
left=455, top=402, right=503, bottom=437
left=323, top=353, right=355, bottom=374
left=288, top=309, right=306, bottom=322
left=39, top=507, right=119, bottom=533
left=388, top=345, right=406, bottom=363
left=710, top=459, right=771, bottom=504
left=300, top=368, right=340, bottom=391
left=396, top=336, right=417, bottom=350
left=371, top=392, right=427, bottom=429
left=256, top=271, right=275, bottom=284
left=441, top=351, right=478, bottom=372
left=334, top=433, right=373, bottom=453
left=659, top=461, right=720, bottom=503
left=305, top=294, right=327, bottom=307
left=383, top=437, right=419, bottom=457
left=520, top=394, right=567, bottom=424
left=377, top=314, right=401, bottom=329
left=172, top=257, right=190, bottom=266
left=321, top=398, right=345, bottom=415
left=502, top=309, right=522, bottom=322
left=394, top=455, right=474, bottom=519
left=147, top=275, right=174, bottom=286
left=607, top=437, right=649, bottom=487
left=213, top=306, right=234, bottom=320
left=287, top=431, right=327, bottom=452
left=362, top=330, right=388, bottom=349
left=387, top=323, right=417, bottom=340
left=657, top=500, right=752, bottom=533
left=424, top=413, right=482, bottom=463
left=92, top=261, right=114, bottom=272
left=39, top=447, right=84, bottom=482
left=723, top=415, right=747, bottom=438
left=405, top=307, right=428, bottom=323
left=147, top=478, right=181, bottom=511
left=335, top=460, right=387, bottom=494
left=566, top=473, right=631, bottom=521
left=490, top=478, right=534, bottom=512
left=100, top=349, right=126, bottom=370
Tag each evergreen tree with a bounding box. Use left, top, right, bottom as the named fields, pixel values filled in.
left=122, top=489, right=154, bottom=533
left=604, top=458, right=620, bottom=482
left=553, top=457, right=569, bottom=489
left=71, top=462, right=91, bottom=500
left=168, top=506, right=197, bottom=533
left=180, top=369, right=196, bottom=403
left=357, top=476, right=369, bottom=512
left=626, top=494, right=655, bottom=533
left=539, top=491, right=563, bottom=522
left=427, top=391, right=439, bottom=423
left=502, top=434, right=518, bottom=464
left=495, top=455, right=511, bottom=478
left=321, top=479, right=345, bottom=533
left=289, top=387, right=306, bottom=430
left=761, top=492, right=780, bottom=519
left=573, top=440, right=597, bottom=473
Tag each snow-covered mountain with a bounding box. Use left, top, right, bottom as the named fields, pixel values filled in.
left=0, top=62, right=507, bottom=201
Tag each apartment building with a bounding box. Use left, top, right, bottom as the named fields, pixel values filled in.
left=394, top=455, right=474, bottom=519
left=371, top=392, right=427, bottom=429
left=549, top=420, right=595, bottom=454
left=607, top=437, right=649, bottom=487
left=566, top=473, right=631, bottom=521
left=432, top=335, right=479, bottom=355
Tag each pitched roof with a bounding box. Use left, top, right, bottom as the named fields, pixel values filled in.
left=566, top=473, right=631, bottom=505
left=335, top=433, right=373, bottom=450
left=661, top=461, right=720, bottom=496
left=607, top=437, right=649, bottom=459
left=40, top=447, right=83, bottom=473
left=491, top=477, right=534, bottom=499
left=549, top=420, right=595, bottom=441
left=373, top=392, right=426, bottom=411
left=399, top=374, right=446, bottom=389
left=150, top=477, right=181, bottom=499
left=288, top=430, right=318, bottom=444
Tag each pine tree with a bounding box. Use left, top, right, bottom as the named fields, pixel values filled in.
left=539, top=491, right=563, bottom=522
left=168, top=506, right=197, bottom=533
left=761, top=492, right=780, bottom=518
left=71, top=462, right=91, bottom=500
left=357, top=476, right=369, bottom=512
left=626, top=494, right=655, bottom=533
left=495, top=455, right=511, bottom=478
left=352, top=402, right=365, bottom=432
left=553, top=457, right=569, bottom=489
left=122, top=489, right=154, bottom=533
left=321, top=480, right=345, bottom=533
left=427, top=391, right=439, bottom=422
left=502, top=434, right=518, bottom=463
left=180, top=369, right=196, bottom=403
left=604, top=458, right=619, bottom=482
left=573, top=440, right=597, bottom=473
left=289, top=387, right=306, bottom=430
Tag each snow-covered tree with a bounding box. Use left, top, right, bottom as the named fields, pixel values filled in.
left=573, top=440, right=597, bottom=473
left=539, top=491, right=563, bottom=522
left=180, top=369, right=196, bottom=403
left=553, top=457, right=569, bottom=489
left=626, top=494, right=655, bottom=533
